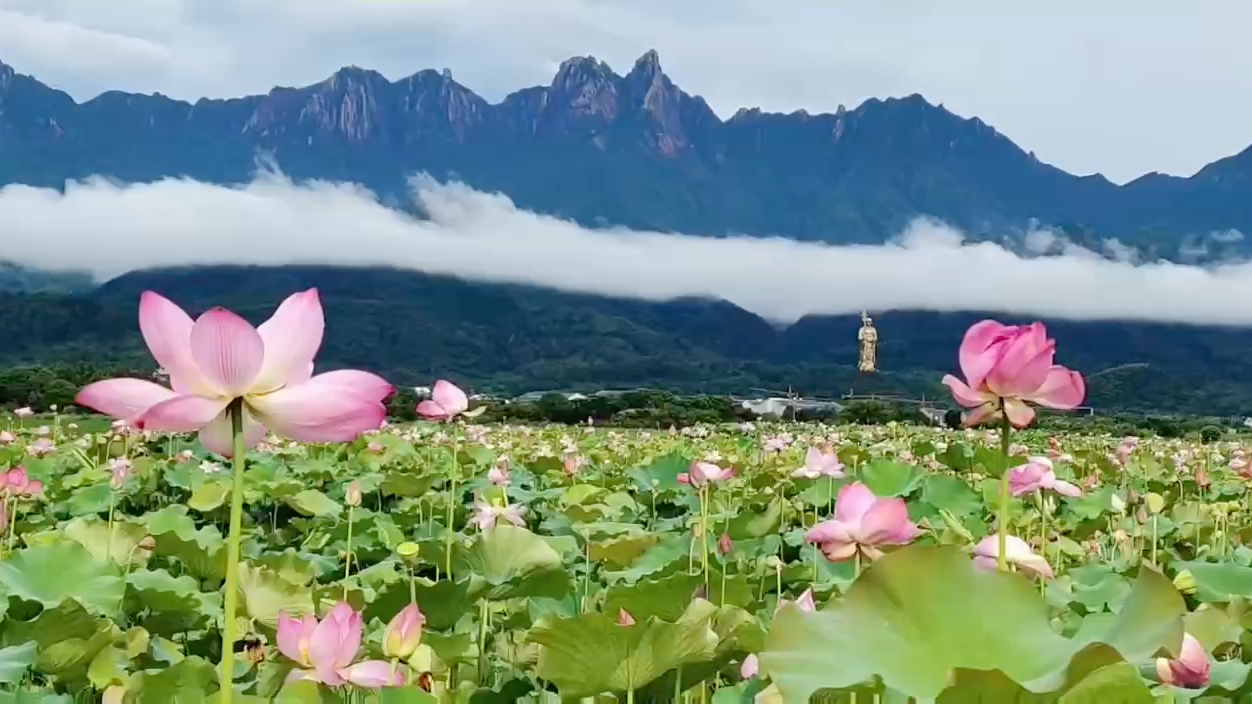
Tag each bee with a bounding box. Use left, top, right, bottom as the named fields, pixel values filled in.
left=416, top=672, right=435, bottom=692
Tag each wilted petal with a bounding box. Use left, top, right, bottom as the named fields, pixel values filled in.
left=189, top=309, right=264, bottom=397
left=1003, top=399, right=1036, bottom=428
left=343, top=660, right=405, bottom=688
left=139, top=291, right=213, bottom=395
left=1027, top=366, right=1086, bottom=410
left=820, top=540, right=858, bottom=562
left=834, top=482, right=877, bottom=523
left=253, top=289, right=324, bottom=392
left=963, top=402, right=999, bottom=427
left=198, top=408, right=267, bottom=457
left=248, top=375, right=387, bottom=443
left=137, top=395, right=229, bottom=433
left=942, top=375, right=993, bottom=408
left=75, top=378, right=176, bottom=421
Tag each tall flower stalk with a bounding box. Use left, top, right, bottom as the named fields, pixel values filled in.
left=73, top=290, right=391, bottom=703
left=941, top=320, right=1085, bottom=572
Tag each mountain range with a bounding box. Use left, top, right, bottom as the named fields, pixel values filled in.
left=4, top=50, right=1252, bottom=256
left=1, top=51, right=1251, bottom=417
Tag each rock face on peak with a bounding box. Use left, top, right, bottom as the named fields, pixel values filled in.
left=0, top=51, right=1251, bottom=252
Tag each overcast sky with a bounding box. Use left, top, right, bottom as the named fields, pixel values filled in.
left=1, top=0, right=1250, bottom=184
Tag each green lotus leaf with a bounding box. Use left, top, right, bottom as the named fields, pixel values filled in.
left=759, top=545, right=1184, bottom=702
left=1056, top=663, right=1155, bottom=703
left=455, top=525, right=572, bottom=601
left=187, top=481, right=229, bottom=512
left=529, top=598, right=720, bottom=698
left=284, top=489, right=342, bottom=518
left=860, top=460, right=923, bottom=497
left=237, top=562, right=314, bottom=628
left=126, top=568, right=219, bottom=635
left=86, top=645, right=129, bottom=689
left=142, top=506, right=226, bottom=582
left=0, top=542, right=124, bottom=617
left=124, top=655, right=216, bottom=703
left=589, top=533, right=661, bottom=567
left=920, top=475, right=983, bottom=517
left=727, top=497, right=783, bottom=539
left=366, top=578, right=473, bottom=632
left=627, top=453, right=690, bottom=494
left=603, top=571, right=707, bottom=623
left=1174, top=560, right=1252, bottom=602
left=0, top=642, right=36, bottom=685
left=64, top=483, right=114, bottom=515
left=62, top=516, right=152, bottom=567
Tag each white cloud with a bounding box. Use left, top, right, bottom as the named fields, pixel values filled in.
left=2, top=0, right=1252, bottom=182
left=0, top=171, right=1249, bottom=326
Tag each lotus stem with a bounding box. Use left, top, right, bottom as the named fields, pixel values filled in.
left=445, top=434, right=460, bottom=576
left=343, top=504, right=354, bottom=598
left=219, top=398, right=248, bottom=703
left=997, top=405, right=1011, bottom=572
left=478, top=598, right=490, bottom=685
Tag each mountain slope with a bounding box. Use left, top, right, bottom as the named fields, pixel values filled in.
left=3, top=53, right=1252, bottom=250
left=0, top=265, right=1240, bottom=417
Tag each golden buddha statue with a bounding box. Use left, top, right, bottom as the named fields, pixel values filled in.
left=857, top=310, right=878, bottom=373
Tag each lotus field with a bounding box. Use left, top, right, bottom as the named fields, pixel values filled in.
left=0, top=291, right=1245, bottom=702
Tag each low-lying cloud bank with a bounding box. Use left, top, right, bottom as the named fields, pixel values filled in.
left=0, top=171, right=1247, bottom=325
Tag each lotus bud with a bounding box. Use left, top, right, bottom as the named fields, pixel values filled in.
left=617, top=608, right=635, bottom=626
left=345, top=480, right=362, bottom=508
left=382, top=603, right=425, bottom=660
left=718, top=533, right=733, bottom=555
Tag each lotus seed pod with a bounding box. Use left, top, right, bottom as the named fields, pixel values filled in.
left=1173, top=569, right=1197, bottom=595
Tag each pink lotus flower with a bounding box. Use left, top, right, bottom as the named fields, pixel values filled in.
left=972, top=535, right=1054, bottom=579
left=0, top=467, right=41, bottom=497
left=470, top=500, right=526, bottom=531
left=381, top=603, right=425, bottom=660
left=277, top=603, right=404, bottom=688
left=617, top=608, right=636, bottom=626
left=677, top=461, right=735, bottom=488
left=109, top=458, right=133, bottom=489
left=416, top=380, right=468, bottom=421
left=75, top=290, right=392, bottom=458
left=741, top=654, right=760, bottom=679
left=805, top=483, right=919, bottom=561
left=792, top=447, right=845, bottom=479
left=1156, top=632, right=1210, bottom=689
left=13, top=408, right=32, bottom=419
left=942, top=321, right=1085, bottom=428
left=26, top=438, right=55, bottom=457
left=563, top=453, right=584, bottom=477
left=487, top=459, right=511, bottom=487
left=1007, top=457, right=1081, bottom=498
left=0, top=432, right=12, bottom=445
left=780, top=588, right=817, bottom=614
